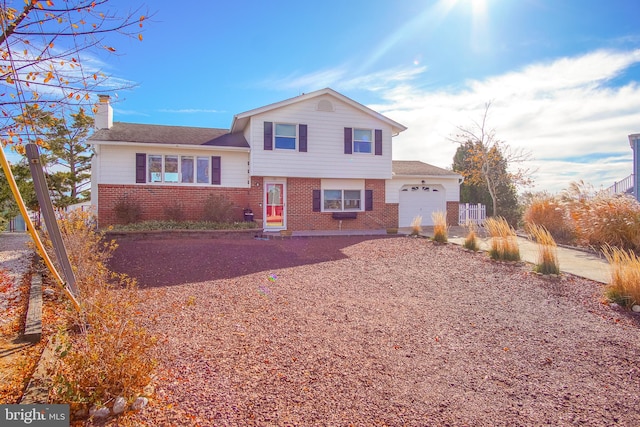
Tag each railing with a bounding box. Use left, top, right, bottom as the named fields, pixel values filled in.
left=459, top=203, right=486, bottom=226
left=605, top=174, right=634, bottom=196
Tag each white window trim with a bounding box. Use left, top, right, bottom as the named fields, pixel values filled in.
left=274, top=123, right=297, bottom=150
left=146, top=153, right=211, bottom=185
left=322, top=189, right=363, bottom=212
left=353, top=128, right=373, bottom=155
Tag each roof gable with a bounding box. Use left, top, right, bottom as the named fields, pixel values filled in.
left=231, top=88, right=407, bottom=135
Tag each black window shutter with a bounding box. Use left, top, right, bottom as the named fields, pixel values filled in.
left=299, top=124, right=307, bottom=152
left=312, top=189, right=321, bottom=212
left=211, top=156, right=221, bottom=185
left=264, top=122, right=273, bottom=150
left=365, top=190, right=373, bottom=211
left=375, top=129, right=382, bottom=156
left=344, top=127, right=352, bottom=154
left=135, top=153, right=146, bottom=183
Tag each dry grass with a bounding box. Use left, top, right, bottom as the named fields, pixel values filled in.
left=41, top=210, right=156, bottom=416
left=603, top=245, right=640, bottom=308
left=431, top=211, right=448, bottom=243
left=410, top=215, right=423, bottom=236
left=527, top=223, right=560, bottom=275
left=463, top=222, right=480, bottom=252
left=523, top=195, right=575, bottom=243
left=485, top=216, right=520, bottom=261
left=570, top=194, right=640, bottom=253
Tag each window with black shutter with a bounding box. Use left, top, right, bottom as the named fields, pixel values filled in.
left=375, top=129, right=382, bottom=156
left=264, top=121, right=273, bottom=150
left=312, top=190, right=321, bottom=212
left=365, top=190, right=373, bottom=211
left=211, top=156, right=221, bottom=185
left=344, top=127, right=353, bottom=154
left=299, top=124, right=308, bottom=152
left=135, top=153, right=146, bottom=183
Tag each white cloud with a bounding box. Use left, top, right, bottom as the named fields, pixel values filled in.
left=371, top=49, right=640, bottom=194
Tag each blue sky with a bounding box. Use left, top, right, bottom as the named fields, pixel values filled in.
left=12, top=0, right=640, bottom=193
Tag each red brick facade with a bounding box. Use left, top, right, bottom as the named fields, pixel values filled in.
left=98, top=178, right=399, bottom=231
left=446, top=201, right=460, bottom=226
left=97, top=184, right=252, bottom=226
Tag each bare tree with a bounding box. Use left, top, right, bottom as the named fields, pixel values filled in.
left=451, top=102, right=533, bottom=218
left=0, top=0, right=150, bottom=151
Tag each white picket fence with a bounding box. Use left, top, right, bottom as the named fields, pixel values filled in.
left=459, top=203, right=486, bottom=225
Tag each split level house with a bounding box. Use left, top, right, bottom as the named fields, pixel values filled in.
left=88, top=88, right=463, bottom=232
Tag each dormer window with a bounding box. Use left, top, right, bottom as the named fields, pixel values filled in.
left=275, top=123, right=296, bottom=150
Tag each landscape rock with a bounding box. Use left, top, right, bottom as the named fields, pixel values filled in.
left=43, top=288, right=55, bottom=297
left=131, top=396, right=148, bottom=411
left=89, top=406, right=110, bottom=418
left=112, top=396, right=127, bottom=414
left=632, top=305, right=640, bottom=313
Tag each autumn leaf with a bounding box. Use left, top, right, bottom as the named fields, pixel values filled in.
left=104, top=46, right=116, bottom=52
left=5, top=75, right=14, bottom=84
left=138, top=34, right=143, bottom=41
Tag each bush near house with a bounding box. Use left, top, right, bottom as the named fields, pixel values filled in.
left=42, top=210, right=156, bottom=417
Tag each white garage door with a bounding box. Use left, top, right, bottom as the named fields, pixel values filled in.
left=398, top=184, right=446, bottom=227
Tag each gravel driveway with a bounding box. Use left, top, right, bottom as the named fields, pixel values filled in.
left=108, top=235, right=640, bottom=426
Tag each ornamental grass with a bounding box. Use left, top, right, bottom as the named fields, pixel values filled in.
left=603, top=245, right=640, bottom=308
left=431, top=211, right=448, bottom=243
left=463, top=221, right=480, bottom=252
left=485, top=216, right=520, bottom=261
left=527, top=223, right=560, bottom=275
left=410, top=215, right=423, bottom=236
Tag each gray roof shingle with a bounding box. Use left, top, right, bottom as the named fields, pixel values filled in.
left=392, top=160, right=459, bottom=177
left=89, top=122, right=249, bottom=148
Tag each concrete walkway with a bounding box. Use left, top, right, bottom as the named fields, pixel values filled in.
left=435, top=227, right=611, bottom=284
left=283, top=227, right=611, bottom=284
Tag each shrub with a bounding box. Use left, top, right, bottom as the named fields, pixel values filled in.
left=42, top=211, right=156, bottom=416
left=463, top=222, right=480, bottom=252
left=603, top=245, right=640, bottom=308
left=113, top=195, right=142, bottom=224
left=163, top=200, right=185, bottom=222
left=523, top=195, right=575, bottom=243
left=485, top=216, right=520, bottom=261
left=431, top=211, right=448, bottom=243
left=527, top=223, right=560, bottom=275
left=410, top=215, right=422, bottom=236
left=110, top=220, right=257, bottom=232
left=202, top=194, right=235, bottom=223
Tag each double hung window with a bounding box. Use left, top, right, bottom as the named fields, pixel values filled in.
left=275, top=124, right=296, bottom=150
left=353, top=129, right=372, bottom=153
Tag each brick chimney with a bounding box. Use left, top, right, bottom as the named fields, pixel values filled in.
left=95, top=94, right=113, bottom=129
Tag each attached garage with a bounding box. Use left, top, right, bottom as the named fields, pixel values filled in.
left=387, top=160, right=464, bottom=228
left=398, top=184, right=446, bottom=227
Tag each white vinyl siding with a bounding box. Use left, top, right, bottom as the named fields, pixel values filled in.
left=94, top=145, right=250, bottom=188
left=249, top=96, right=393, bottom=179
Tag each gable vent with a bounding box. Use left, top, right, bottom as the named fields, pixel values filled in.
left=317, top=99, right=334, bottom=112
